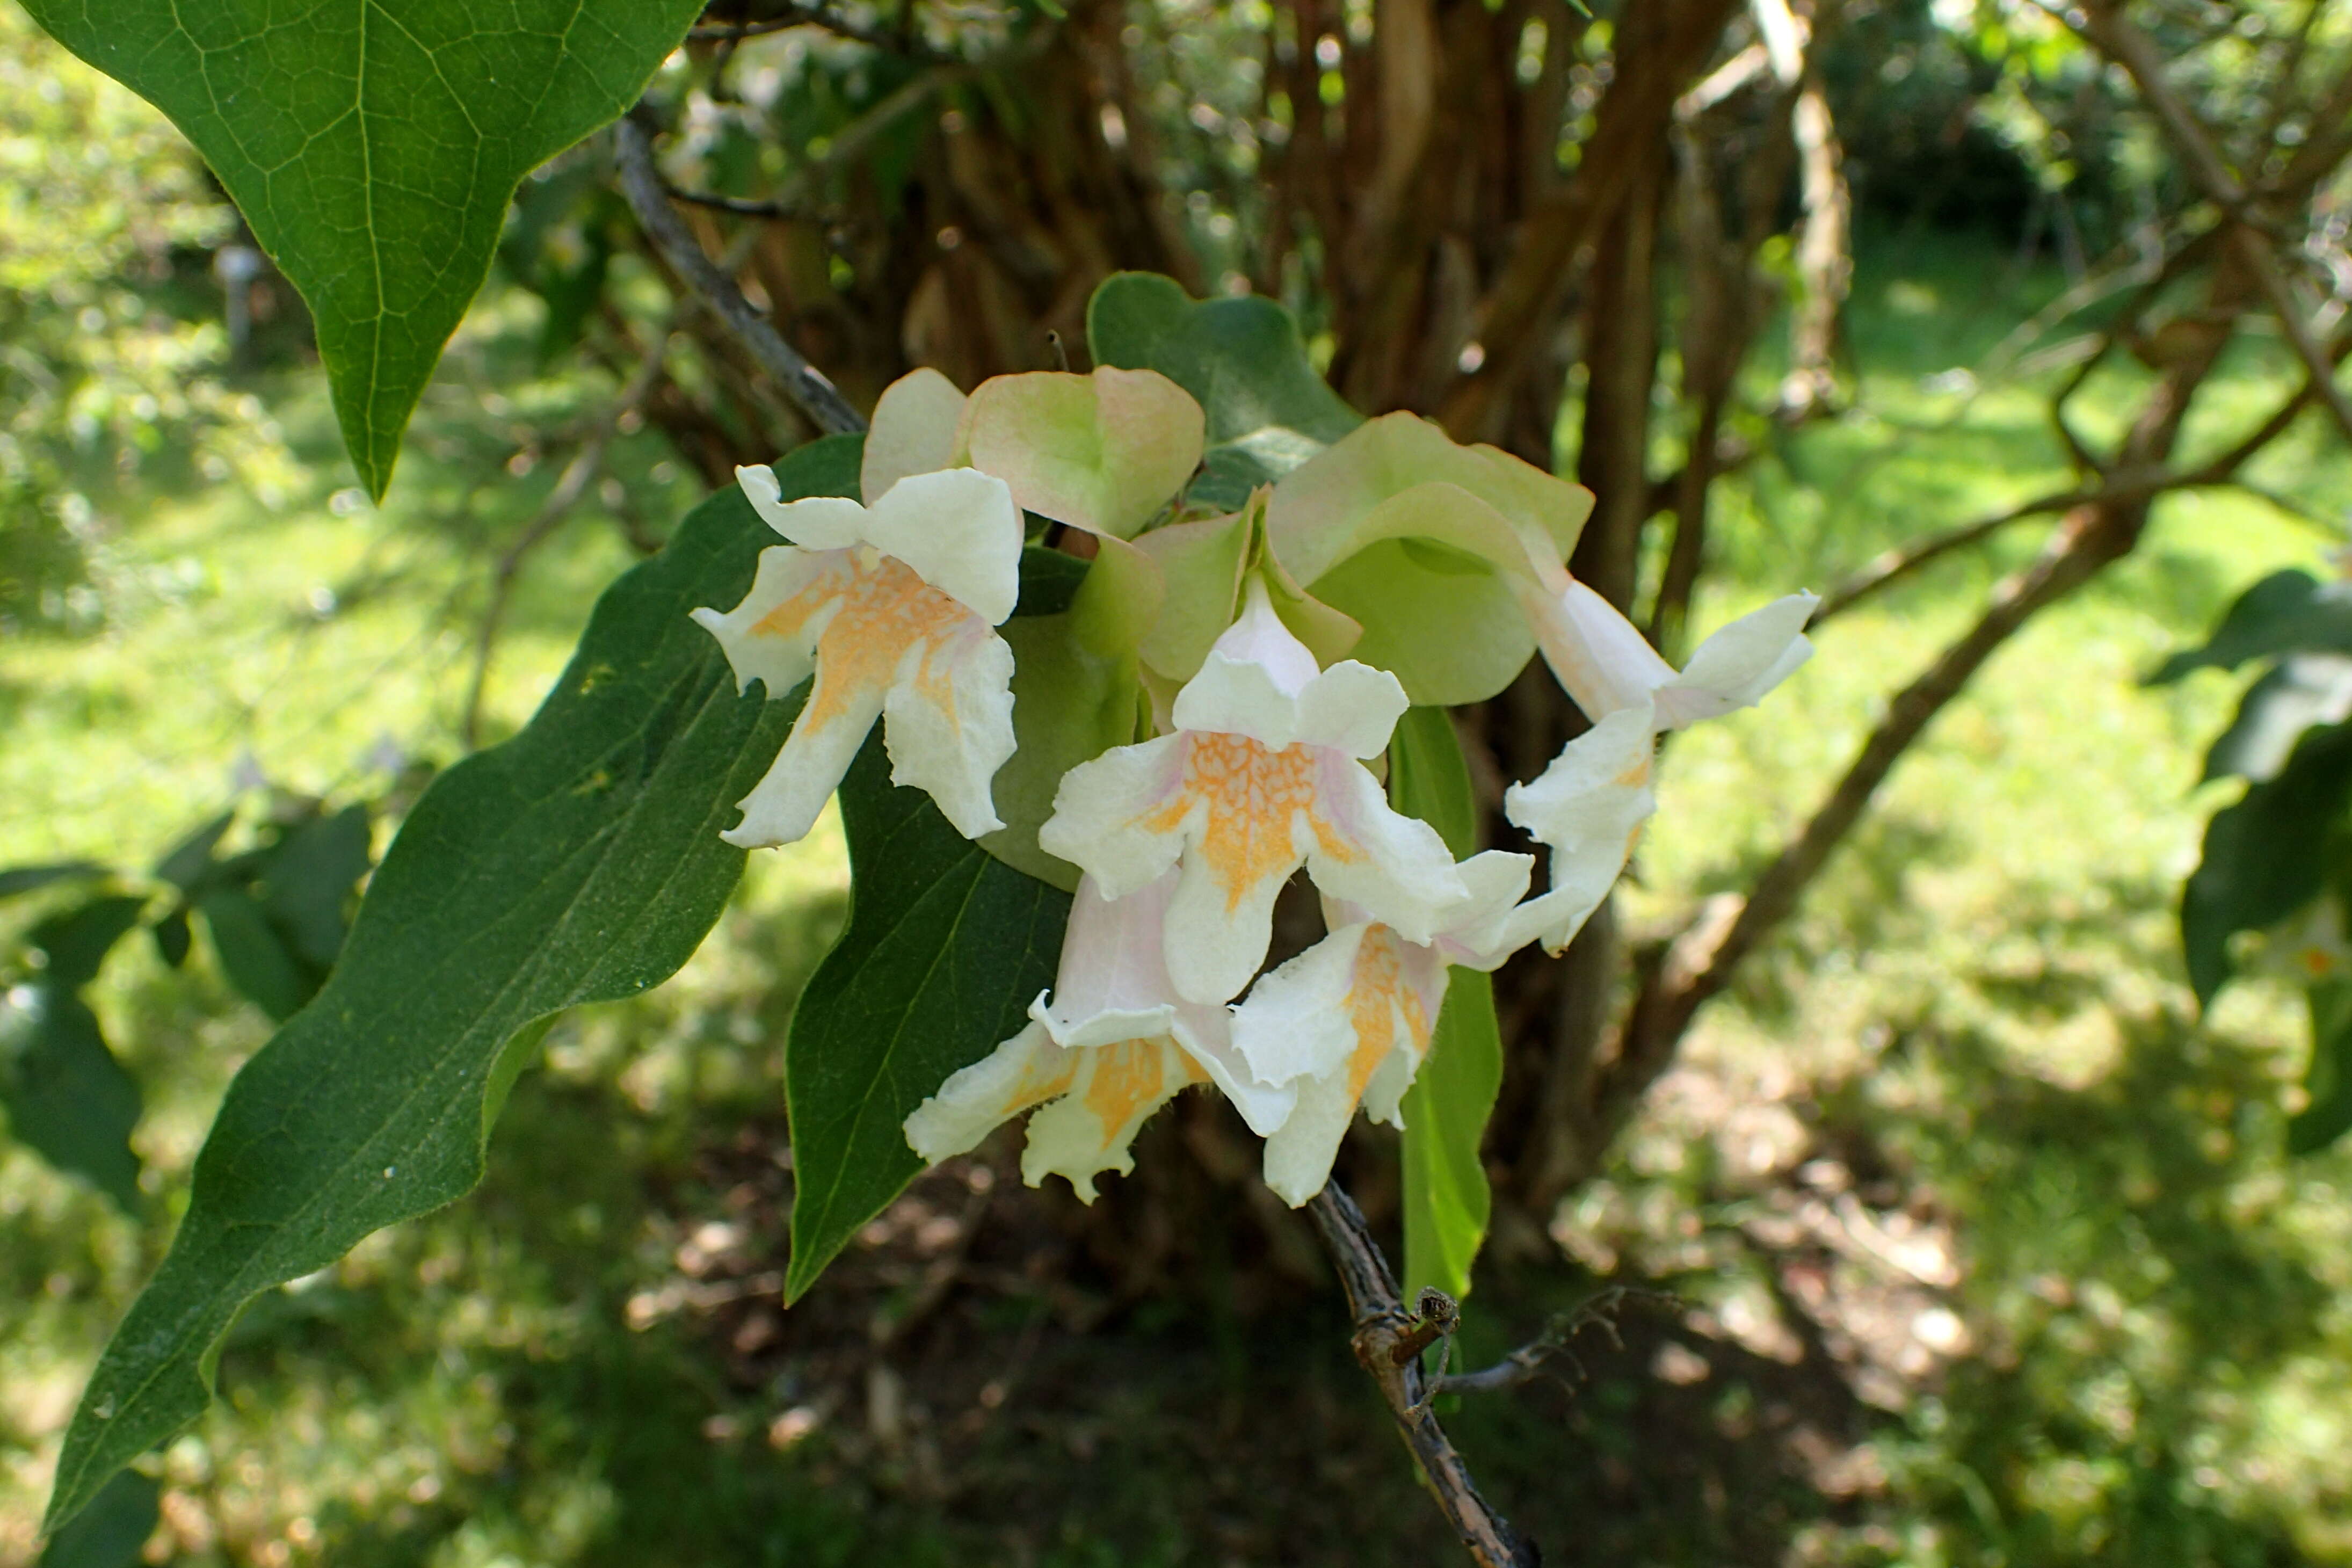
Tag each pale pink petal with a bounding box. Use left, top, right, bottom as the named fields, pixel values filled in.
left=1020, top=1036, right=1208, bottom=1202
left=690, top=544, right=840, bottom=701
left=1499, top=706, right=1658, bottom=953
left=1653, top=592, right=1818, bottom=725
left=1163, top=824, right=1296, bottom=1005
left=735, top=468, right=870, bottom=550
left=858, top=467, right=1023, bottom=625
left=1527, top=578, right=1678, bottom=721
left=1032, top=873, right=1184, bottom=1046
left=1170, top=1004, right=1298, bottom=1136
left=879, top=615, right=1015, bottom=839
left=1305, top=753, right=1470, bottom=946
left=1230, top=922, right=1371, bottom=1088
left=1291, top=659, right=1412, bottom=760
left=903, top=1019, right=1074, bottom=1164
left=721, top=655, right=885, bottom=847
left=1037, top=734, right=1192, bottom=898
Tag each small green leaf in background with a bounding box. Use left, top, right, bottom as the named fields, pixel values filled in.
left=41, top=438, right=862, bottom=1538
left=1386, top=705, right=1501, bottom=1304
left=197, top=888, right=313, bottom=1023
left=29, top=897, right=149, bottom=990
left=36, top=1469, right=157, bottom=1568
left=259, top=804, right=374, bottom=967
left=21, top=0, right=706, bottom=499
left=0, top=984, right=142, bottom=1211
left=151, top=811, right=234, bottom=894
left=2182, top=719, right=2352, bottom=1006
left=2200, top=657, right=2352, bottom=785
left=1087, top=272, right=1363, bottom=510
left=2291, top=977, right=2352, bottom=1156
left=786, top=739, right=1069, bottom=1302
left=0, top=862, right=108, bottom=902
left=2148, top=569, right=2352, bottom=684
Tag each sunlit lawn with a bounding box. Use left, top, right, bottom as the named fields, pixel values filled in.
left=7, top=217, right=2352, bottom=1564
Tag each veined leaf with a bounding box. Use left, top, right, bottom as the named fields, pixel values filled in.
left=785, top=734, right=1068, bottom=1301
left=22, top=0, right=705, bottom=499
left=1086, top=273, right=1362, bottom=511
left=40, top=438, right=862, bottom=1537
left=1386, top=706, right=1500, bottom=1304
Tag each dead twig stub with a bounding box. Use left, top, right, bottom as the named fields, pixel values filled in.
left=1305, top=1182, right=1540, bottom=1568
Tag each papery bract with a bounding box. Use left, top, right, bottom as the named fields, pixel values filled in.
left=1039, top=579, right=1466, bottom=1004
left=693, top=463, right=1022, bottom=846
left=962, top=366, right=1206, bottom=540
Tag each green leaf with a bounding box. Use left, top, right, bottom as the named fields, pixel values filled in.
left=2201, top=657, right=2352, bottom=784
left=36, top=1468, right=157, bottom=1568
left=0, top=983, right=142, bottom=1211
left=982, top=535, right=1160, bottom=891
left=258, top=805, right=374, bottom=968
left=2290, top=978, right=2352, bottom=1156
left=786, top=738, right=1069, bottom=1302
left=40, top=437, right=861, bottom=1537
left=0, top=862, right=108, bottom=903
left=151, top=911, right=192, bottom=971
left=1012, top=545, right=1092, bottom=619
left=2150, top=569, right=2352, bottom=684
left=23, top=0, right=706, bottom=499
left=1386, top=706, right=1499, bottom=1303
left=197, top=889, right=314, bottom=1023
left=152, top=812, right=235, bottom=895
left=2182, top=718, right=2352, bottom=1006
left=29, top=897, right=148, bottom=991
left=1399, top=970, right=1501, bottom=1305
left=1086, top=272, right=1362, bottom=511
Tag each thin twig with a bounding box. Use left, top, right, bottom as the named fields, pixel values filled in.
left=2070, top=0, right=2352, bottom=447
left=687, top=4, right=922, bottom=54
left=1305, top=1183, right=1538, bottom=1568
left=460, top=332, right=675, bottom=747
left=613, top=113, right=866, bottom=437
left=1435, top=1287, right=1666, bottom=1397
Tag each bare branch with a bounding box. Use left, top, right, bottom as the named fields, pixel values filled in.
left=688, top=4, right=921, bottom=55
left=1305, top=1184, right=1538, bottom=1568
left=2072, top=2, right=2352, bottom=449
left=613, top=113, right=867, bottom=438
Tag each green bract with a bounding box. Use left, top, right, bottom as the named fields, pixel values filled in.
left=1269, top=414, right=1595, bottom=706
left=964, top=367, right=1207, bottom=540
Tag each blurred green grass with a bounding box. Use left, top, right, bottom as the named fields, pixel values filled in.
left=9, top=31, right=2352, bottom=1567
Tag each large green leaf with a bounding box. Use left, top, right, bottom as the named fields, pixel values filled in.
left=41, top=439, right=863, bottom=1536
left=1086, top=273, right=1363, bottom=511
left=23, top=0, right=705, bottom=499
left=1386, top=706, right=1500, bottom=1304
left=2182, top=718, right=2352, bottom=1006
left=0, top=984, right=142, bottom=1211
left=785, top=741, right=1069, bottom=1301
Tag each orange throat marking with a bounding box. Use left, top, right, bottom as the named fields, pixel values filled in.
left=757, top=553, right=977, bottom=731
left=1139, top=731, right=1362, bottom=911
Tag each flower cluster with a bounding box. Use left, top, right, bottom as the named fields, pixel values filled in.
left=696, top=371, right=1815, bottom=1206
